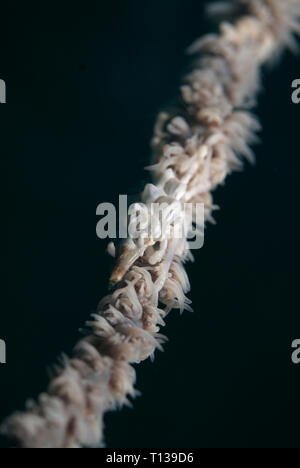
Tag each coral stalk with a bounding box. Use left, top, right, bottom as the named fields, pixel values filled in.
left=2, top=0, right=300, bottom=448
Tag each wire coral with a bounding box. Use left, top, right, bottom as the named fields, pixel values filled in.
left=2, top=0, right=300, bottom=448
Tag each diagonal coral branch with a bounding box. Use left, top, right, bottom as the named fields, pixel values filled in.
left=1, top=0, right=300, bottom=448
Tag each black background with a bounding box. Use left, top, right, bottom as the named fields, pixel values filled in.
left=1, top=0, right=300, bottom=448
